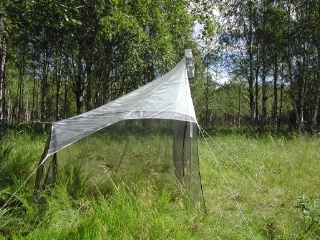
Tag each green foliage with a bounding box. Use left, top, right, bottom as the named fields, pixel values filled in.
left=0, top=131, right=45, bottom=184
left=214, top=0, right=320, bottom=132
left=2, top=0, right=198, bottom=122
left=295, top=195, right=320, bottom=238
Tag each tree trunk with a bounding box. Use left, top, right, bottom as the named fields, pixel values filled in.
left=254, top=52, right=260, bottom=124
left=32, top=59, right=39, bottom=120
left=293, top=60, right=307, bottom=134
left=248, top=26, right=255, bottom=125
left=278, top=64, right=284, bottom=131
left=272, top=57, right=278, bottom=126
left=238, top=83, right=241, bottom=127
left=17, top=64, right=25, bottom=123
left=41, top=47, right=51, bottom=122
left=85, top=59, right=93, bottom=111
left=55, top=55, right=62, bottom=121
left=310, top=48, right=320, bottom=132
left=260, top=1, right=268, bottom=132
left=247, top=0, right=255, bottom=125
left=261, top=61, right=267, bottom=131
left=0, top=17, right=7, bottom=123
left=75, top=56, right=84, bottom=115
left=64, top=72, right=69, bottom=119
left=63, top=53, right=70, bottom=119
left=311, top=78, right=320, bottom=133
left=205, top=66, right=210, bottom=127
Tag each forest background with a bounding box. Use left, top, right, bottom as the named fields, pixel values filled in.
left=1, top=0, right=320, bottom=133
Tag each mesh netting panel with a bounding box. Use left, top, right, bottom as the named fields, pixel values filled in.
left=173, top=121, right=204, bottom=206
left=35, top=119, right=203, bottom=206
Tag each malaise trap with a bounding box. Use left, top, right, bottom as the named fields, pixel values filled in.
left=35, top=50, right=205, bottom=209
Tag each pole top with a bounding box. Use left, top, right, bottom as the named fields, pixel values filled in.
left=185, top=49, right=193, bottom=59
left=185, top=49, right=195, bottom=78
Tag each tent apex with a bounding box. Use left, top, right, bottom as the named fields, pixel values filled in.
left=185, top=49, right=195, bottom=79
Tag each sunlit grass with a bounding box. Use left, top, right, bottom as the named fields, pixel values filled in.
left=199, top=132, right=320, bottom=239
left=1, top=129, right=320, bottom=239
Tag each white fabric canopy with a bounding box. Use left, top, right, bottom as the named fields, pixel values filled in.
left=47, top=57, right=197, bottom=156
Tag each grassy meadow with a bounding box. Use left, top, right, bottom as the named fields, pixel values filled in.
left=1, top=126, right=320, bottom=239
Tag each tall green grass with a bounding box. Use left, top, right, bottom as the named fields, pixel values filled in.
left=199, top=132, right=320, bottom=239
left=0, top=128, right=203, bottom=239
left=1, top=129, right=320, bottom=239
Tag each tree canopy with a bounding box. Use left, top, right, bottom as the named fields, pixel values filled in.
left=200, top=0, right=320, bottom=133
left=2, top=0, right=320, bottom=133
left=0, top=0, right=202, bottom=123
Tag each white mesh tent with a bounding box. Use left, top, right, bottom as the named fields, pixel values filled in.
left=35, top=51, right=204, bottom=206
